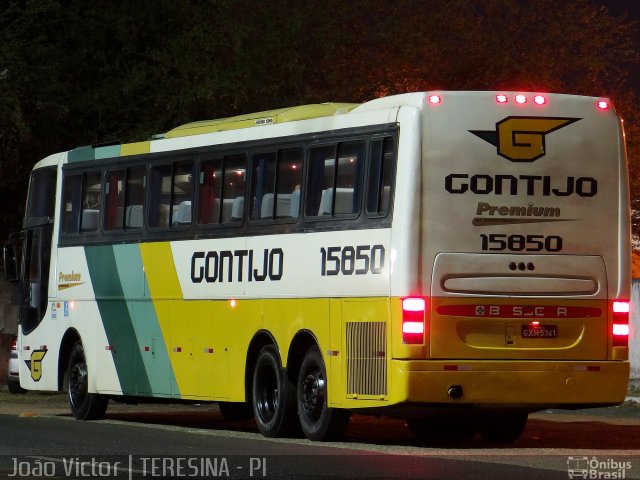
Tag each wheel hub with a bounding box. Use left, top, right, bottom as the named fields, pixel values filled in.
left=302, top=372, right=325, bottom=419
left=69, top=362, right=88, bottom=406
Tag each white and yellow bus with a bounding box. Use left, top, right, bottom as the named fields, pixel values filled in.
left=5, top=91, right=631, bottom=442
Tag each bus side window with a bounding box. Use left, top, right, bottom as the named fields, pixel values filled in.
left=221, top=154, right=246, bottom=223
left=61, top=174, right=83, bottom=234
left=27, top=168, right=57, bottom=218
left=124, top=166, right=146, bottom=229
left=250, top=152, right=277, bottom=220
left=80, top=172, right=102, bottom=233
left=250, top=147, right=302, bottom=221
left=148, top=164, right=172, bottom=228
left=305, top=141, right=364, bottom=217
left=366, top=137, right=395, bottom=216
left=198, top=159, right=223, bottom=225
left=306, top=145, right=336, bottom=217
left=104, top=170, right=125, bottom=231
left=149, top=160, right=194, bottom=228
left=276, top=148, right=302, bottom=219
left=172, top=160, right=194, bottom=226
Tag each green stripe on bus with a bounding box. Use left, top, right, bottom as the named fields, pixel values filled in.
left=94, top=144, right=121, bottom=160
left=84, top=245, right=151, bottom=395
left=112, top=244, right=179, bottom=396
left=68, top=146, right=95, bottom=163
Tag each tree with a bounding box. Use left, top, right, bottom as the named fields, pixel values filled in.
left=0, top=0, right=636, bottom=241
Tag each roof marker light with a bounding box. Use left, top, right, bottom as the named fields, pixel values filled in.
left=428, top=95, right=441, bottom=104
left=496, top=95, right=508, bottom=103
left=515, top=94, right=527, bottom=104
left=534, top=95, right=546, bottom=105
left=597, top=100, right=609, bottom=110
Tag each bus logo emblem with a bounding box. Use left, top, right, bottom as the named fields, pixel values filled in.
left=25, top=350, right=47, bottom=382
left=470, top=116, right=580, bottom=162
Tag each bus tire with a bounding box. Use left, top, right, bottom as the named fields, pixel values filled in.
left=218, top=401, right=254, bottom=421
left=67, top=341, right=108, bottom=421
left=252, top=345, right=298, bottom=437
left=478, top=412, right=528, bottom=443
left=297, top=345, right=350, bottom=441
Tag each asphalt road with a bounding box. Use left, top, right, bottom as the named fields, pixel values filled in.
left=0, top=391, right=639, bottom=480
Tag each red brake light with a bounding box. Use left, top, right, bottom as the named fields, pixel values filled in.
left=612, top=300, right=629, bottom=347
left=11, top=337, right=17, bottom=351
left=515, top=94, right=527, bottom=104
left=402, top=297, right=426, bottom=344
left=597, top=100, right=609, bottom=111
left=613, top=324, right=630, bottom=336
left=533, top=95, right=546, bottom=105
left=496, top=95, right=508, bottom=104
left=613, top=301, right=629, bottom=313
left=403, top=298, right=426, bottom=312
left=428, top=95, right=441, bottom=104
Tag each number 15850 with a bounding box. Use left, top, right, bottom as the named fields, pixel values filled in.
left=480, top=234, right=562, bottom=252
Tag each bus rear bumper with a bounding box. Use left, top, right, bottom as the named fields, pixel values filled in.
left=390, top=359, right=630, bottom=407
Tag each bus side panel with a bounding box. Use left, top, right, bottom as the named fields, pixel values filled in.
left=142, top=241, right=257, bottom=401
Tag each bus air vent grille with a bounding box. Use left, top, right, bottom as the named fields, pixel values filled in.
left=346, top=321, right=387, bottom=397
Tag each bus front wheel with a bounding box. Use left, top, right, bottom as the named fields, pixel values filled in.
left=67, top=341, right=108, bottom=420
left=297, top=345, right=350, bottom=441
left=251, top=345, right=298, bottom=437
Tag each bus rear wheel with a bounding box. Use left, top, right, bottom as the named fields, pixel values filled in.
left=67, top=341, right=108, bottom=420
left=251, top=345, right=299, bottom=437
left=297, top=345, right=350, bottom=441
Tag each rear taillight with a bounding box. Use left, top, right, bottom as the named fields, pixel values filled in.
left=402, top=297, right=426, bottom=344
left=10, top=337, right=17, bottom=351
left=612, top=300, right=630, bottom=347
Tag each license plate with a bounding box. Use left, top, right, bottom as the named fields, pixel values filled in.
left=521, top=324, right=558, bottom=338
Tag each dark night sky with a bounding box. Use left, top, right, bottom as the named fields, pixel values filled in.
left=597, top=0, right=640, bottom=92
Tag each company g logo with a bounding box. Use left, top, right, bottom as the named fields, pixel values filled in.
left=470, top=116, right=580, bottom=162
left=24, top=350, right=47, bottom=381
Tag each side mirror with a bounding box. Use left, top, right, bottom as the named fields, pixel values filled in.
left=3, top=242, right=19, bottom=282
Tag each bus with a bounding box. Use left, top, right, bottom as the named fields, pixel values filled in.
left=4, top=91, right=631, bottom=443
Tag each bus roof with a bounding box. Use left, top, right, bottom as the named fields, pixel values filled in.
left=164, top=102, right=359, bottom=139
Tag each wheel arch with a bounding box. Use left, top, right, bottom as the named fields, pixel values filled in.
left=58, top=328, right=81, bottom=391
left=244, top=329, right=279, bottom=403
left=286, top=329, right=319, bottom=386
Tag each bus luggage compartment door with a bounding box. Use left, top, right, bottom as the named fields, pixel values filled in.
left=429, top=253, right=608, bottom=360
